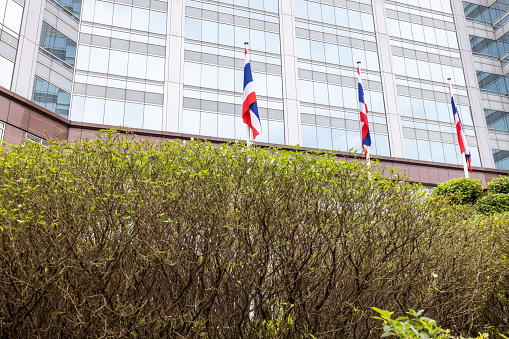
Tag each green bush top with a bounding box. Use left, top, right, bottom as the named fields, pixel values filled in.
left=434, top=177, right=484, bottom=205
left=487, top=176, right=509, bottom=194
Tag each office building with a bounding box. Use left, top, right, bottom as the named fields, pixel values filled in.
left=0, top=0, right=508, bottom=184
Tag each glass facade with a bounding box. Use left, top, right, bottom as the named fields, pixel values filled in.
left=50, top=0, right=82, bottom=20
left=182, top=0, right=284, bottom=144
left=39, top=22, right=77, bottom=69
left=463, top=1, right=507, bottom=25
left=294, top=0, right=390, bottom=155
left=32, top=76, right=71, bottom=118
left=470, top=33, right=509, bottom=60
left=71, top=0, right=167, bottom=130
left=0, top=0, right=24, bottom=90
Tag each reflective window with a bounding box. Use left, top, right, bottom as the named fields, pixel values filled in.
left=0, top=55, right=14, bottom=89
left=0, top=0, right=23, bottom=35
left=493, top=149, right=509, bottom=170
left=50, top=0, right=82, bottom=19
left=39, top=22, right=77, bottom=69
left=463, top=1, right=505, bottom=25
left=477, top=71, right=509, bottom=95
left=32, top=76, right=71, bottom=118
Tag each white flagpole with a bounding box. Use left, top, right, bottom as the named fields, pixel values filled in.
left=245, top=42, right=251, bottom=147
left=357, top=61, right=371, bottom=169
left=448, top=78, right=469, bottom=179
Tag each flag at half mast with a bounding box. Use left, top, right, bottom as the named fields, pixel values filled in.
left=357, top=63, right=372, bottom=157
left=243, top=46, right=262, bottom=139
left=448, top=80, right=472, bottom=173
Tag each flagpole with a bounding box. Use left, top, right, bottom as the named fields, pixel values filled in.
left=448, top=78, right=469, bottom=179
left=245, top=42, right=252, bottom=147
left=357, top=61, right=371, bottom=169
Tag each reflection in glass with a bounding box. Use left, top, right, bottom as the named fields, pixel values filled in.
left=32, top=76, right=71, bottom=118
left=39, top=22, right=77, bottom=68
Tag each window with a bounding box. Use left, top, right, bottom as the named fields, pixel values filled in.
left=32, top=76, right=71, bottom=118
left=50, top=0, right=82, bottom=20
left=0, top=55, right=14, bottom=89
left=26, top=132, right=49, bottom=146
left=39, top=22, right=77, bottom=69
left=0, top=121, right=4, bottom=140
left=0, top=0, right=23, bottom=36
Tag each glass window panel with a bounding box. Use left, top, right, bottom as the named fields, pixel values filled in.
left=361, top=12, right=374, bottom=32
left=443, top=142, right=460, bottom=165
left=458, top=105, right=473, bottom=125
left=416, top=139, right=432, bottom=161
left=453, top=67, right=466, bottom=87
left=302, top=125, right=317, bottom=148
left=131, top=7, right=150, bottom=31
left=250, top=28, right=265, bottom=52
left=218, top=67, right=235, bottom=92
left=146, top=56, right=165, bottom=81
left=184, top=62, right=201, bottom=87
left=182, top=109, right=200, bottom=135
left=335, top=7, right=348, bottom=28
left=128, top=53, right=147, bottom=79
left=83, top=97, right=105, bottom=124
left=429, top=62, right=443, bottom=82
left=234, top=25, right=249, bottom=48
left=338, top=45, right=353, bottom=67
left=81, top=0, right=95, bottom=21
left=430, top=141, right=445, bottom=163
left=256, top=120, right=269, bottom=143
left=332, top=128, right=347, bottom=151
left=265, top=32, right=280, bottom=54
left=89, top=47, right=110, bottom=73
left=398, top=96, right=412, bottom=117
left=423, top=99, right=438, bottom=121
left=202, top=20, right=218, bottom=44
left=0, top=55, right=14, bottom=89
left=186, top=17, right=202, bottom=40
left=446, top=30, right=458, bottom=49
left=149, top=10, right=166, bottom=34
left=219, top=23, right=234, bottom=46
left=310, top=40, right=325, bottom=62
left=201, top=111, right=218, bottom=137
left=342, top=86, right=357, bottom=109
left=253, top=72, right=267, bottom=96
left=313, top=82, right=329, bottom=105
left=266, top=74, right=282, bottom=98
left=404, top=58, right=419, bottom=78
left=297, top=38, right=311, bottom=60
left=373, top=134, right=390, bottom=156
left=108, top=49, right=128, bottom=76
left=369, top=91, right=385, bottom=113
left=417, top=60, right=431, bottom=80
left=143, top=105, right=163, bottom=130
left=321, top=4, right=335, bottom=25
left=307, top=1, right=322, bottom=22
left=423, top=25, right=437, bottom=45
left=76, top=45, right=90, bottom=70
left=352, top=48, right=366, bottom=66
left=399, top=20, right=413, bottom=40
left=404, top=138, right=419, bottom=160
left=347, top=10, right=362, bottom=30
left=268, top=120, right=285, bottom=144
left=411, top=23, right=425, bottom=42
left=32, top=76, right=71, bottom=118
left=299, top=80, right=314, bottom=103
left=435, top=28, right=448, bottom=47
left=70, top=95, right=86, bottom=122
left=470, top=147, right=481, bottom=167
left=346, top=129, right=361, bottom=153
left=112, top=3, right=131, bottom=29
left=328, top=84, right=343, bottom=107
left=411, top=97, right=425, bottom=119
left=294, top=0, right=307, bottom=18
left=392, top=56, right=406, bottom=76
left=124, top=102, right=144, bottom=128
left=94, top=0, right=113, bottom=25
left=218, top=114, right=235, bottom=139
left=324, top=43, right=339, bottom=65
left=365, top=50, right=379, bottom=71
left=387, top=18, right=400, bottom=38
left=264, top=0, right=278, bottom=13
left=40, top=22, right=78, bottom=67
left=317, top=126, right=332, bottom=150
left=103, top=100, right=125, bottom=126
left=4, top=0, right=23, bottom=34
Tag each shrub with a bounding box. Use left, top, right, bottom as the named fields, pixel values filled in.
left=0, top=132, right=506, bottom=338
left=487, top=176, right=509, bottom=194
left=476, top=193, right=509, bottom=215
left=434, top=177, right=484, bottom=205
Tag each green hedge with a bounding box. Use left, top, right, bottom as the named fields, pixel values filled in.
left=0, top=132, right=507, bottom=338
left=488, top=176, right=509, bottom=194
left=434, top=177, right=484, bottom=205
left=476, top=193, right=509, bottom=215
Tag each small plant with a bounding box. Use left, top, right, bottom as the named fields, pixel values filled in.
left=434, top=178, right=484, bottom=205
left=372, top=307, right=488, bottom=339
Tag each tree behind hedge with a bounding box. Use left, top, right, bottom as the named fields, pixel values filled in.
left=0, top=133, right=506, bottom=338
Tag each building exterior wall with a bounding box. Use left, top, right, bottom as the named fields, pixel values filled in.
left=1, top=0, right=509, bottom=183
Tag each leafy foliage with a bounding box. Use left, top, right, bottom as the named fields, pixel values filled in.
left=0, top=132, right=507, bottom=338
left=488, top=176, right=509, bottom=194
left=434, top=178, right=484, bottom=205
left=476, top=193, right=509, bottom=215
left=372, top=308, right=488, bottom=339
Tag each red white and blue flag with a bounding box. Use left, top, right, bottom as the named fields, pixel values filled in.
left=449, top=82, right=472, bottom=172
left=357, top=65, right=371, bottom=157
left=243, top=47, right=262, bottom=139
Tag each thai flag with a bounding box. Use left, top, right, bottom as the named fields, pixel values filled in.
left=243, top=47, right=262, bottom=139
left=449, top=82, right=472, bottom=172
left=357, top=65, right=371, bottom=157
